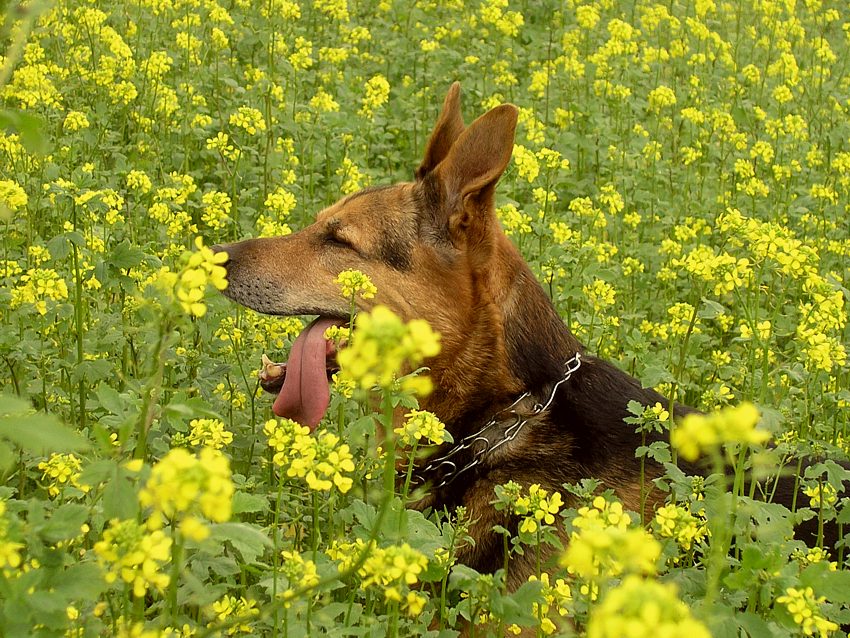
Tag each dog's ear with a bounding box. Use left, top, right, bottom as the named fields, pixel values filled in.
left=435, top=103, right=518, bottom=210
left=416, top=82, right=464, bottom=180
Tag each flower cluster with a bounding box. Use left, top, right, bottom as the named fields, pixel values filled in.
left=287, top=430, right=356, bottom=493
left=775, top=587, right=838, bottom=638
left=208, top=595, right=260, bottom=634
left=229, top=106, right=266, bottom=135
left=653, top=503, right=709, bottom=553
left=803, top=482, right=838, bottom=511
left=0, top=179, right=27, bottom=213
left=561, top=496, right=660, bottom=581
left=10, top=268, right=69, bottom=315
left=671, top=402, right=770, bottom=461
left=498, top=481, right=564, bottom=536
left=187, top=418, right=234, bottom=450
left=264, top=418, right=356, bottom=493
left=587, top=575, right=710, bottom=638
left=394, top=409, right=448, bottom=446
left=138, top=447, right=234, bottom=541
left=279, top=550, right=320, bottom=605
left=330, top=540, right=428, bottom=604
left=358, top=74, right=390, bottom=118
left=93, top=519, right=172, bottom=598
left=174, top=237, right=229, bottom=317
left=337, top=305, right=440, bottom=393
left=335, top=269, right=377, bottom=300
left=37, top=453, right=88, bottom=497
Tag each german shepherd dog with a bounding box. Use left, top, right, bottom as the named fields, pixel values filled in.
left=216, top=83, right=842, bottom=587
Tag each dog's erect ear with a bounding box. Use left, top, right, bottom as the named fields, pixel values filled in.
left=415, top=82, right=464, bottom=180
left=434, top=103, right=518, bottom=206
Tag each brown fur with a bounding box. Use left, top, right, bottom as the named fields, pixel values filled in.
left=216, top=84, right=842, bottom=589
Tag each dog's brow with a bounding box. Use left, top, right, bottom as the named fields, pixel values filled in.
left=341, top=184, right=394, bottom=204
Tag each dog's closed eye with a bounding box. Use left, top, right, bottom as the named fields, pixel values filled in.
left=324, top=231, right=354, bottom=250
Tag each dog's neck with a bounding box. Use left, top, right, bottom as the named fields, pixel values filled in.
left=423, top=232, right=582, bottom=437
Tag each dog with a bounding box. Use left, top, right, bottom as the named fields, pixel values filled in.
left=215, top=83, right=843, bottom=588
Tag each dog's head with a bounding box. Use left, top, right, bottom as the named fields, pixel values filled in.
left=216, top=84, right=520, bottom=427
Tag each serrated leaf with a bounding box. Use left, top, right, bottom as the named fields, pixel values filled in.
left=231, top=491, right=268, bottom=514
left=209, top=522, right=271, bottom=563
left=0, top=440, right=15, bottom=473
left=77, top=458, right=118, bottom=486
left=39, top=503, right=89, bottom=543
left=103, top=474, right=139, bottom=520
left=51, top=562, right=107, bottom=600
left=93, top=385, right=127, bottom=417
left=0, top=394, right=88, bottom=454
left=800, top=562, right=850, bottom=603
left=0, top=109, right=48, bottom=154
left=735, top=611, right=776, bottom=638
left=699, top=298, right=727, bottom=319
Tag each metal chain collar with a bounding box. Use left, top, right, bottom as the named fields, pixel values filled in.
left=405, top=352, right=582, bottom=490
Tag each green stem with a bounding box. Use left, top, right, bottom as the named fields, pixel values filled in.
left=168, top=530, right=184, bottom=621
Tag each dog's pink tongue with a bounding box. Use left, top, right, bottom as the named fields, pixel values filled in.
left=273, top=317, right=342, bottom=431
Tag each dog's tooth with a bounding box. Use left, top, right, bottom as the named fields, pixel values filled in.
left=260, top=353, right=284, bottom=379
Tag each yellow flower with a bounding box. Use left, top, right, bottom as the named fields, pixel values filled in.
left=265, top=419, right=356, bottom=493
left=37, top=453, right=88, bottom=497
left=139, top=447, right=234, bottom=536
left=337, top=305, right=440, bottom=393
left=187, top=418, right=234, bottom=450
left=654, top=503, right=709, bottom=552
left=587, top=575, right=710, bottom=638
left=360, top=542, right=428, bottom=589
left=496, top=203, right=532, bottom=236
left=335, top=269, right=377, bottom=300
left=209, top=595, right=260, bottom=633
left=560, top=496, right=659, bottom=580
left=229, top=106, right=266, bottom=135
left=648, top=85, right=677, bottom=112
left=583, top=279, right=617, bottom=312
left=63, top=111, right=90, bottom=132
left=671, top=402, right=770, bottom=462
left=512, top=144, right=540, bottom=182
left=776, top=587, right=838, bottom=638
left=94, top=519, right=171, bottom=598
left=394, top=410, right=448, bottom=446
left=803, top=482, right=838, bottom=510
left=201, top=190, right=232, bottom=230
left=359, top=74, right=390, bottom=118
left=279, top=550, right=320, bottom=606
left=9, top=267, right=68, bottom=315
left=174, top=237, right=229, bottom=317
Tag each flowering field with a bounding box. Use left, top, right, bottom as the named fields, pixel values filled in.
left=2, top=0, right=850, bottom=635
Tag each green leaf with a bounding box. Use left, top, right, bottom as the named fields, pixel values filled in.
left=0, top=109, right=48, bottom=155
left=109, top=240, right=149, bottom=269
left=735, top=611, right=776, bottom=638
left=102, top=473, right=139, bottom=520
left=698, top=298, right=727, bottom=319
left=77, top=458, right=117, bottom=486
left=209, top=522, right=272, bottom=563
left=0, top=394, right=88, bottom=454
left=641, top=364, right=675, bottom=387
left=231, top=491, right=268, bottom=514
left=51, top=562, right=107, bottom=600
left=93, top=385, right=127, bottom=417
left=800, top=562, right=850, bottom=604
left=0, top=440, right=15, bottom=474
left=39, top=504, right=89, bottom=543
